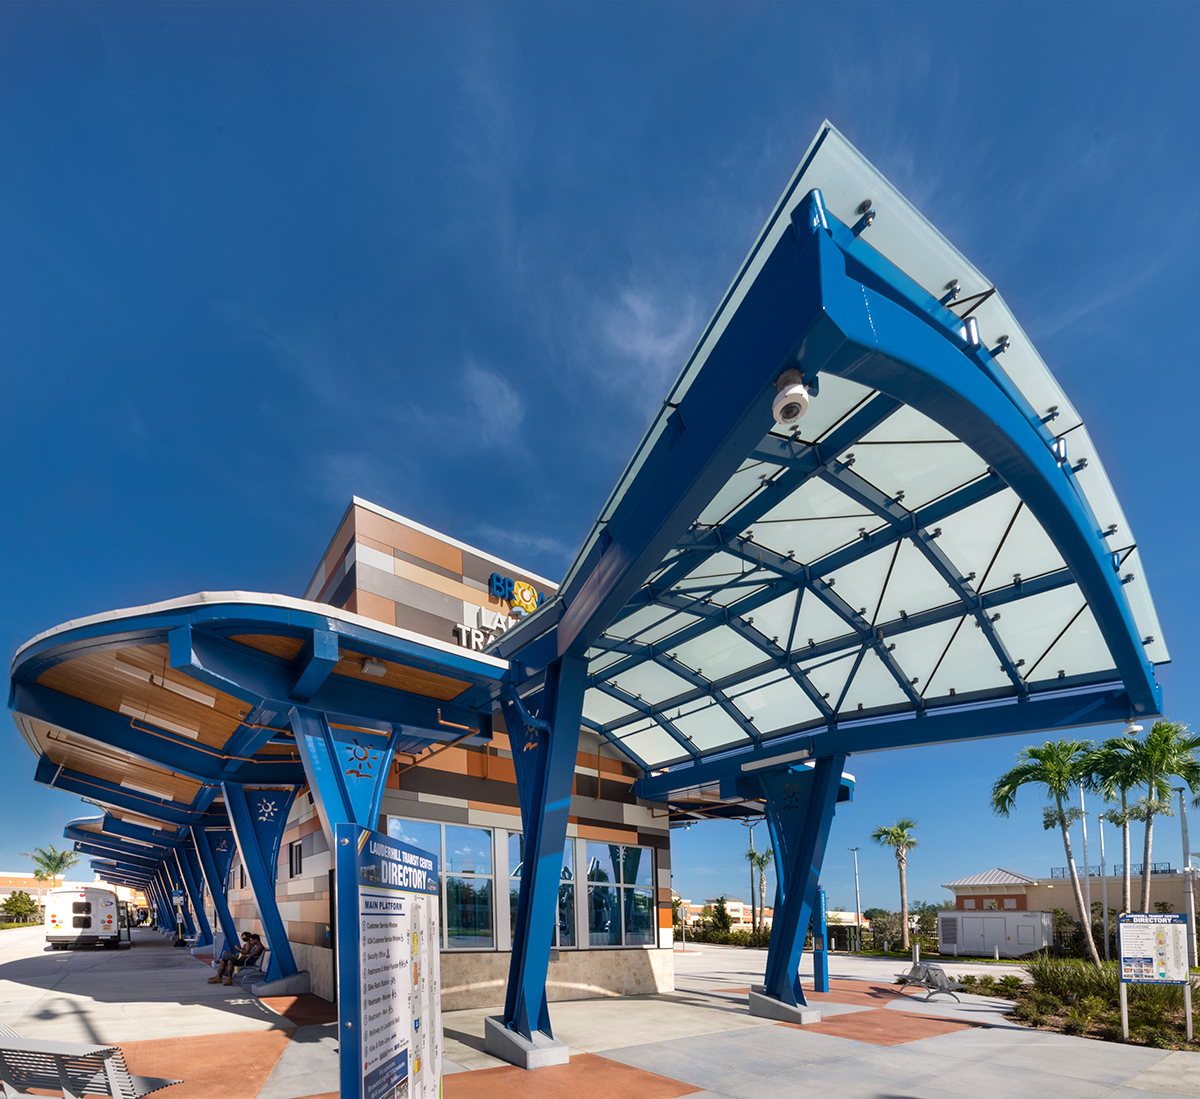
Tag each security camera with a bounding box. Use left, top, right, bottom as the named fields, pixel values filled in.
left=772, top=369, right=810, bottom=426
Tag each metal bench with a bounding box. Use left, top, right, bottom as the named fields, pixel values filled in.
left=895, top=962, right=968, bottom=1002
left=234, top=949, right=270, bottom=987
left=0, top=1027, right=179, bottom=1099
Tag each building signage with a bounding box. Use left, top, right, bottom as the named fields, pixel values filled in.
left=453, top=572, right=552, bottom=651
left=335, top=823, right=442, bottom=1099
left=488, top=572, right=547, bottom=614
left=1118, top=913, right=1189, bottom=984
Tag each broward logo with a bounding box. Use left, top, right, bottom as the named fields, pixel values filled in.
left=489, top=572, right=546, bottom=616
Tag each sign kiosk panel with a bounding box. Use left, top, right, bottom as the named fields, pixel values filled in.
left=336, top=823, right=441, bottom=1099
left=1118, top=913, right=1189, bottom=984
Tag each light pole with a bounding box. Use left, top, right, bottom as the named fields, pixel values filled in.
left=1097, top=811, right=1110, bottom=960
left=1176, top=787, right=1196, bottom=967
left=1080, top=785, right=1093, bottom=940
left=849, top=847, right=862, bottom=953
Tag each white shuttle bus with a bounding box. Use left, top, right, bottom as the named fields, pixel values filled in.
left=45, top=885, right=122, bottom=949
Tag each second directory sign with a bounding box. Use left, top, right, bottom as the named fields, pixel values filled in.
left=335, top=822, right=442, bottom=1099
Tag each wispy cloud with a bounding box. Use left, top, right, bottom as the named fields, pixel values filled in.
left=458, top=359, right=525, bottom=436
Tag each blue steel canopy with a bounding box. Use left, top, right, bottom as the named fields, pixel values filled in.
left=495, top=123, right=1165, bottom=784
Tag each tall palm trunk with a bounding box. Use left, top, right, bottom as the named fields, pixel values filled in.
left=748, top=833, right=757, bottom=934
left=1140, top=762, right=1160, bottom=912
left=898, top=851, right=909, bottom=949
left=758, top=865, right=768, bottom=932
left=1057, top=793, right=1102, bottom=966
left=1121, top=789, right=1131, bottom=914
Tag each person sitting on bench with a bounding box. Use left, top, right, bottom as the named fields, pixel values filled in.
left=208, top=932, right=263, bottom=985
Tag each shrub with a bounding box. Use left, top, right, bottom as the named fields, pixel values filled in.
left=1013, top=1002, right=1040, bottom=1023
left=975, top=975, right=996, bottom=994
left=997, top=975, right=1023, bottom=998
left=1023, top=957, right=1119, bottom=1005
left=1140, top=1027, right=1177, bottom=1050
left=1030, top=991, right=1061, bottom=1014
left=1062, top=1015, right=1089, bottom=1036
left=958, top=974, right=977, bottom=987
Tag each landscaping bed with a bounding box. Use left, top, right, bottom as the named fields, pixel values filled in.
left=950, top=957, right=1200, bottom=1050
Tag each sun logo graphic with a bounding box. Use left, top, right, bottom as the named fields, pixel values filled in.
left=510, top=581, right=539, bottom=614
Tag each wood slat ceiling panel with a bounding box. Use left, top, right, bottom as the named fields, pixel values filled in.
left=34, top=721, right=203, bottom=805
left=229, top=634, right=471, bottom=701
left=37, top=645, right=246, bottom=750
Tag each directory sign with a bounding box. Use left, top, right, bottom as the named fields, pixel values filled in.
left=335, top=823, right=442, bottom=1099
left=1118, top=913, right=1189, bottom=984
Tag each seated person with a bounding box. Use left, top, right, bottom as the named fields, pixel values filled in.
left=208, top=932, right=263, bottom=985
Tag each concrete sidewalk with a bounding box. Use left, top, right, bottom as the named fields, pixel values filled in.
left=1, top=929, right=1198, bottom=1097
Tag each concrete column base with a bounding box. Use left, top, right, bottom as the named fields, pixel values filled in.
left=252, top=971, right=311, bottom=997
left=748, top=990, right=820, bottom=1025
left=483, top=1016, right=570, bottom=1069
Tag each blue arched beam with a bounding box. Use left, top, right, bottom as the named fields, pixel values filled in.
left=222, top=782, right=300, bottom=983
left=70, top=838, right=162, bottom=871
left=290, top=707, right=404, bottom=842
left=804, top=197, right=1157, bottom=716
left=192, top=827, right=240, bottom=953
left=760, top=755, right=847, bottom=1007
left=501, top=654, right=587, bottom=1044
left=175, top=843, right=213, bottom=948
left=100, top=812, right=186, bottom=850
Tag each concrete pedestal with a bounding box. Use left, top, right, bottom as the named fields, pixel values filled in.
left=483, top=1016, right=570, bottom=1069
left=748, top=990, right=820, bottom=1025
left=252, top=970, right=311, bottom=997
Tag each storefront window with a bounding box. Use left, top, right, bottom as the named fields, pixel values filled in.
left=387, top=817, right=495, bottom=950
left=509, top=833, right=575, bottom=948
left=585, top=841, right=654, bottom=946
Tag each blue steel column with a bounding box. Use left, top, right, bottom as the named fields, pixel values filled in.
left=289, top=708, right=400, bottom=836
left=192, top=827, right=239, bottom=952
left=222, top=783, right=300, bottom=982
left=175, top=845, right=212, bottom=948
left=149, top=876, right=169, bottom=932
left=501, top=654, right=587, bottom=1042
left=760, top=754, right=846, bottom=1007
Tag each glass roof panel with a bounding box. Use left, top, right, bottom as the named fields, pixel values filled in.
left=989, top=585, right=1086, bottom=673
left=823, top=545, right=896, bottom=624
left=768, top=374, right=878, bottom=444
left=673, top=703, right=749, bottom=752
left=629, top=608, right=705, bottom=646
left=703, top=580, right=768, bottom=608
left=606, top=661, right=693, bottom=705
left=800, top=650, right=860, bottom=709
left=732, top=673, right=823, bottom=732
left=613, top=721, right=688, bottom=767
left=981, top=505, right=1067, bottom=590
left=874, top=539, right=961, bottom=624
left=678, top=550, right=750, bottom=584
left=922, top=619, right=1011, bottom=697
left=742, top=591, right=799, bottom=648
left=586, top=649, right=626, bottom=675
left=839, top=442, right=989, bottom=511
left=605, top=604, right=679, bottom=643
left=698, top=461, right=783, bottom=527
left=758, top=474, right=872, bottom=525
left=840, top=650, right=911, bottom=712
left=582, top=688, right=640, bottom=728
left=887, top=618, right=963, bottom=691
left=754, top=517, right=879, bottom=566
left=671, top=627, right=766, bottom=682
left=934, top=489, right=1023, bottom=585
left=1028, top=607, right=1117, bottom=681
left=856, top=404, right=958, bottom=444
left=791, top=591, right=856, bottom=652
left=1118, top=547, right=1167, bottom=664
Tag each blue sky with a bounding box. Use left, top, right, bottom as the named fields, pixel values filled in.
left=2, top=2, right=1199, bottom=913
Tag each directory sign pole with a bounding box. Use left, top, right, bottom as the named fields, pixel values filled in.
left=335, top=823, right=442, bottom=1099
left=1117, top=913, right=1192, bottom=1042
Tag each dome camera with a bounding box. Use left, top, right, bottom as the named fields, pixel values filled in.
left=772, top=368, right=810, bottom=426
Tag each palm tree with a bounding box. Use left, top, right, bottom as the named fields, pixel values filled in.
left=748, top=848, right=772, bottom=934
left=991, top=739, right=1101, bottom=966
left=1085, top=736, right=1159, bottom=913
left=871, top=819, right=917, bottom=949
left=20, top=845, right=81, bottom=891
left=1133, top=721, right=1200, bottom=912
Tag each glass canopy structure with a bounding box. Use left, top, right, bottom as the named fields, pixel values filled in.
left=8, top=122, right=1166, bottom=1064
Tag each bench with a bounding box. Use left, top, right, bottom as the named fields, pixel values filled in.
left=234, top=950, right=270, bottom=987
left=895, top=962, right=968, bottom=1003
left=0, top=1028, right=179, bottom=1098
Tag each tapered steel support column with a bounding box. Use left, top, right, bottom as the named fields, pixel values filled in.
left=499, top=654, right=587, bottom=1045
left=192, top=827, right=239, bottom=952
left=175, top=844, right=212, bottom=948
left=150, top=876, right=172, bottom=933
left=222, top=783, right=300, bottom=982
left=289, top=707, right=402, bottom=842
left=760, top=754, right=847, bottom=1007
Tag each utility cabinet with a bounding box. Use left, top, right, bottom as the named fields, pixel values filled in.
left=938, top=910, right=1053, bottom=957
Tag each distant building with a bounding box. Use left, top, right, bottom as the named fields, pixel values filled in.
left=0, top=871, right=142, bottom=910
